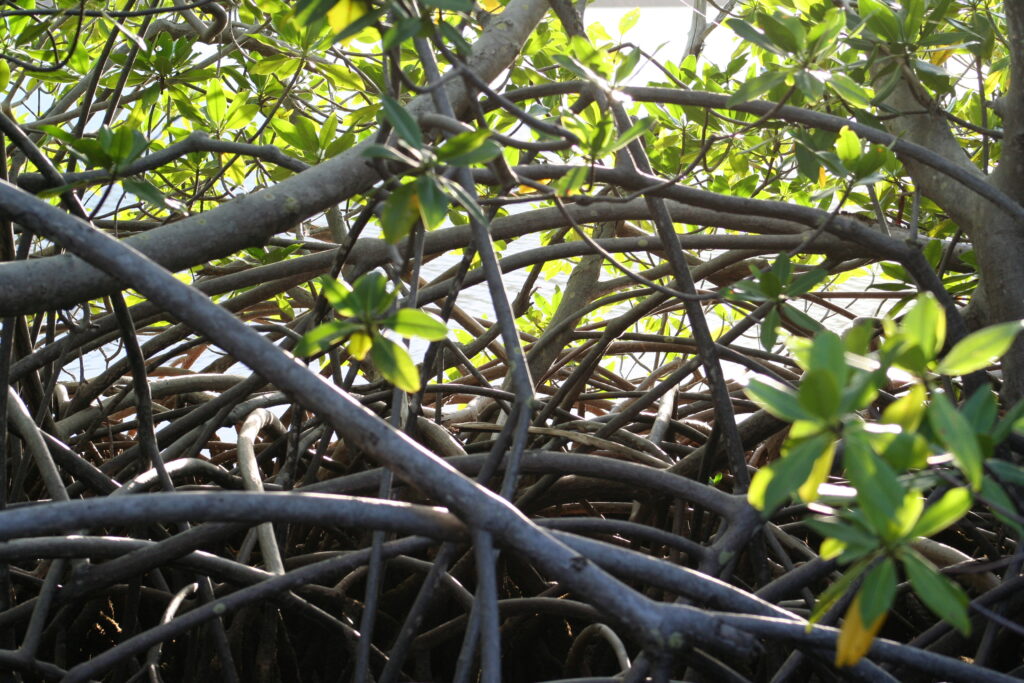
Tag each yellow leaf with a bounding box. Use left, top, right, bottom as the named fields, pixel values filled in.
left=348, top=331, right=372, bottom=361
left=479, top=0, right=503, bottom=12
left=518, top=179, right=548, bottom=194
left=798, top=441, right=835, bottom=503
left=930, top=47, right=955, bottom=65
left=835, top=593, right=887, bottom=668
left=818, top=165, right=827, bottom=187
left=327, top=0, right=369, bottom=33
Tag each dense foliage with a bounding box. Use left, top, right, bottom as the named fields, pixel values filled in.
left=0, top=0, right=1022, bottom=679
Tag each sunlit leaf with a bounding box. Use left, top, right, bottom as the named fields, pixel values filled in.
left=881, top=382, right=926, bottom=431
left=858, top=0, right=901, bottom=41
left=835, top=126, right=861, bottom=166
left=371, top=336, right=421, bottom=392
left=797, top=438, right=835, bottom=503
left=295, top=319, right=362, bottom=356
left=936, top=320, right=1024, bottom=375
left=348, top=330, right=373, bottom=361
left=326, top=0, right=370, bottom=34
left=384, top=308, right=448, bottom=340
left=206, top=79, right=226, bottom=125
left=747, top=431, right=831, bottom=512
left=909, top=488, right=971, bottom=539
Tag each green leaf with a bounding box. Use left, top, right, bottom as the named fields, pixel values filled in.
left=900, top=549, right=971, bottom=635
left=743, top=376, right=811, bottom=423
left=858, top=0, right=901, bottom=41
left=122, top=179, right=180, bottom=211
left=936, top=320, right=1024, bottom=375
left=960, top=388, right=998, bottom=433
left=273, top=118, right=319, bottom=155
left=787, top=267, right=827, bottom=297
left=760, top=306, right=780, bottom=352
left=849, top=144, right=889, bottom=179
left=436, top=129, right=499, bottom=166
left=318, top=275, right=354, bottom=315
left=844, top=427, right=905, bottom=536
left=421, top=0, right=472, bottom=10
left=879, top=431, right=930, bottom=471
left=381, top=182, right=421, bottom=244
left=980, top=476, right=1024, bottom=537
left=756, top=12, right=805, bottom=54
left=747, top=432, right=831, bottom=512
left=859, top=558, right=897, bottom=626
left=349, top=272, right=394, bottom=319
left=781, top=303, right=826, bottom=336
left=599, top=117, right=654, bottom=156
left=798, top=368, right=840, bottom=422
left=109, top=128, right=149, bottom=170
left=415, top=176, right=448, bottom=231
left=880, top=382, right=926, bottom=431
left=844, top=320, right=875, bottom=355
left=727, top=70, right=788, bottom=106
left=807, top=518, right=878, bottom=558
left=986, top=459, right=1024, bottom=489
left=382, top=96, right=422, bottom=147
left=807, top=331, right=846, bottom=380
left=250, top=56, right=300, bottom=76
left=614, top=48, right=642, bottom=83
left=901, top=0, right=925, bottom=40
left=384, top=308, right=448, bottom=341
left=827, top=73, right=873, bottom=108
left=323, top=0, right=371, bottom=34
left=348, top=330, right=372, bottom=360
left=726, top=18, right=785, bottom=56
left=319, top=113, right=339, bottom=149
left=993, top=399, right=1024, bottom=444
left=769, top=254, right=792, bottom=285
left=371, top=336, right=421, bottom=392
left=383, top=16, right=426, bottom=50
left=441, top=176, right=489, bottom=225
left=835, top=126, right=862, bottom=167
left=757, top=265, right=780, bottom=297
left=808, top=558, right=873, bottom=626
left=909, top=488, right=971, bottom=539
left=619, top=8, right=640, bottom=34
left=295, top=319, right=363, bottom=356
left=224, top=101, right=259, bottom=131
left=206, top=79, right=227, bottom=125
left=928, top=392, right=984, bottom=490
left=794, top=69, right=825, bottom=100
left=839, top=368, right=882, bottom=414
left=797, top=438, right=836, bottom=503
left=900, top=292, right=945, bottom=366
left=553, top=165, right=589, bottom=197
left=332, top=6, right=385, bottom=42
left=807, top=8, right=846, bottom=49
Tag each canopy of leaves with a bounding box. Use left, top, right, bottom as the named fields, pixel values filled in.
left=0, top=0, right=1022, bottom=680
